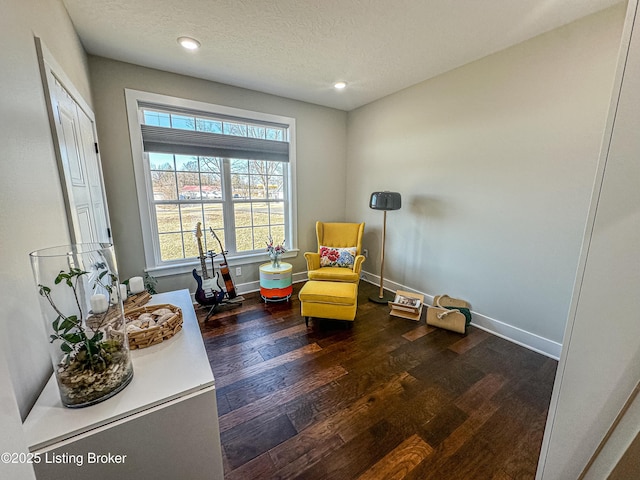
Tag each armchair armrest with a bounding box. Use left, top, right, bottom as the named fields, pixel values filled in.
left=353, top=255, right=365, bottom=274
left=304, top=252, right=320, bottom=271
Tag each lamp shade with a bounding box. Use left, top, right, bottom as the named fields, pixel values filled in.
left=369, top=191, right=401, bottom=211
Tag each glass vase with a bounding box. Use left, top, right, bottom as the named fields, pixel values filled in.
left=270, top=253, right=281, bottom=269
left=30, top=243, right=134, bottom=408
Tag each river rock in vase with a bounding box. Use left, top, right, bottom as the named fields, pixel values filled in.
left=30, top=243, right=134, bottom=408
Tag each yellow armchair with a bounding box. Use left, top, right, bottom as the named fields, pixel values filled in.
left=304, top=221, right=365, bottom=283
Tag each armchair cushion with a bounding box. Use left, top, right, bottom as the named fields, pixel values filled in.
left=319, top=246, right=356, bottom=268
left=308, top=266, right=361, bottom=283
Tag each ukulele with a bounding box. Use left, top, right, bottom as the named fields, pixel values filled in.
left=192, top=222, right=224, bottom=306
left=209, top=227, right=237, bottom=299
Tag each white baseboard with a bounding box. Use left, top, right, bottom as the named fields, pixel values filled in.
left=361, top=270, right=562, bottom=360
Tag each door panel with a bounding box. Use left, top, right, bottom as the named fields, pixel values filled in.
left=78, top=103, right=109, bottom=243
left=76, top=206, right=95, bottom=245
left=57, top=101, right=85, bottom=187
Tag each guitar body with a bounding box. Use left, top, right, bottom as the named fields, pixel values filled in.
left=209, top=227, right=237, bottom=300
left=192, top=269, right=225, bottom=306
left=219, top=262, right=237, bottom=299
left=192, top=222, right=225, bottom=306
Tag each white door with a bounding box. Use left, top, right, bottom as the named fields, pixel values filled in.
left=36, top=38, right=111, bottom=244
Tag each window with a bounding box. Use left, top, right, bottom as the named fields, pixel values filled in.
left=125, top=90, right=297, bottom=274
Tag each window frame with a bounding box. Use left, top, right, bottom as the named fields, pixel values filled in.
left=125, top=89, right=298, bottom=276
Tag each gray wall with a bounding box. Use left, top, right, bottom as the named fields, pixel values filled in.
left=346, top=5, right=626, bottom=355
left=88, top=57, right=348, bottom=292
left=0, top=0, right=93, bottom=477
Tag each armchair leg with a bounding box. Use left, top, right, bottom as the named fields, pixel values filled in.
left=305, top=316, right=310, bottom=327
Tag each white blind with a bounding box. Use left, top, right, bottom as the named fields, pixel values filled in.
left=141, top=124, right=289, bottom=162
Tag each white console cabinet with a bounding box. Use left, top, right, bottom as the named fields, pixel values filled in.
left=23, top=289, right=224, bottom=480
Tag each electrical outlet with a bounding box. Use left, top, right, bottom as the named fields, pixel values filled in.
left=363, top=249, right=368, bottom=258
left=236, top=267, right=242, bottom=276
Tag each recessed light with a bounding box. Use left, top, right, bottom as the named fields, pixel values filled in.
left=177, top=36, right=201, bottom=50
left=334, top=81, right=347, bottom=90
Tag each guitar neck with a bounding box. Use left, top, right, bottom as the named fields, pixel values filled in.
left=210, top=228, right=229, bottom=266
left=218, top=242, right=229, bottom=268
left=197, top=237, right=209, bottom=279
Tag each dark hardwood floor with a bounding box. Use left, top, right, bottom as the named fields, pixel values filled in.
left=198, top=281, right=557, bottom=480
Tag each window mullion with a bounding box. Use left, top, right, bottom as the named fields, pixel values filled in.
left=198, top=168, right=207, bottom=253
left=282, top=169, right=290, bottom=245
left=144, top=151, right=163, bottom=264
left=221, top=158, right=236, bottom=254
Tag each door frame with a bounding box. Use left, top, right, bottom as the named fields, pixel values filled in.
left=536, top=1, right=639, bottom=478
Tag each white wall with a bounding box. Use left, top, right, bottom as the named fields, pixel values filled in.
left=538, top=1, right=640, bottom=477
left=87, top=57, right=348, bottom=293
left=0, top=0, right=92, bottom=423
left=0, top=0, right=92, bottom=477
left=346, top=5, right=626, bottom=357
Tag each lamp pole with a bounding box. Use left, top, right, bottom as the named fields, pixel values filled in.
left=368, top=191, right=401, bottom=304
left=379, top=210, right=387, bottom=300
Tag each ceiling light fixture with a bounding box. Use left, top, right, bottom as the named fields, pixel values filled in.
left=334, top=81, right=347, bottom=90
left=177, top=36, right=201, bottom=50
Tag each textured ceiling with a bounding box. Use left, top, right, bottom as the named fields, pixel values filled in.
left=62, top=0, right=621, bottom=111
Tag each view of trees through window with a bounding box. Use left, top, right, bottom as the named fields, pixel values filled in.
left=143, top=110, right=285, bottom=141
left=144, top=109, right=287, bottom=262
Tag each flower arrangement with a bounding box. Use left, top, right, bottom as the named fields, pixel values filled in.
left=266, top=235, right=286, bottom=268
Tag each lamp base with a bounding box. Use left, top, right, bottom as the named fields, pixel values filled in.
left=369, top=291, right=395, bottom=304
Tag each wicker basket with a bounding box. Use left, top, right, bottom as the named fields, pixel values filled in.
left=125, top=303, right=183, bottom=349
left=123, top=291, right=152, bottom=313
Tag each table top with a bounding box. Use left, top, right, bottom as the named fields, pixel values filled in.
left=23, top=289, right=214, bottom=451
left=259, top=262, right=292, bottom=274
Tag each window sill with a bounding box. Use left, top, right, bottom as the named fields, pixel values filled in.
left=146, top=250, right=299, bottom=278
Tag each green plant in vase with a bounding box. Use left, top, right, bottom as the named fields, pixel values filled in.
left=144, top=272, right=158, bottom=294
left=40, top=267, right=115, bottom=369
left=35, top=257, right=133, bottom=407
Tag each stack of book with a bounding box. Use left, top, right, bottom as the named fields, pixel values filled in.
left=388, top=290, right=424, bottom=321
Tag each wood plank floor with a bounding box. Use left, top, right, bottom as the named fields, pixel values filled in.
left=198, top=282, right=557, bottom=480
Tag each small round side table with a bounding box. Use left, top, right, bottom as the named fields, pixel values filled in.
left=259, top=262, right=293, bottom=302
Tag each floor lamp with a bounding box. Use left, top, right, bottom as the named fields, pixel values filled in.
left=368, top=191, right=401, bottom=303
